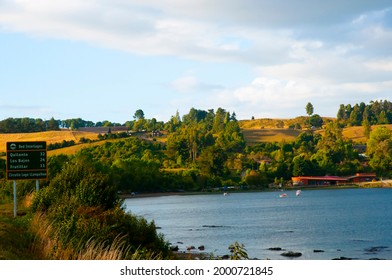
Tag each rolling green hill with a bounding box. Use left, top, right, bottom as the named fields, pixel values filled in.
left=1, top=121, right=392, bottom=155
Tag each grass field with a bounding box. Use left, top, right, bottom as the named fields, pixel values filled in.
left=0, top=130, right=99, bottom=153
left=242, top=128, right=302, bottom=144
left=1, top=123, right=392, bottom=155
left=238, top=117, right=304, bottom=129
left=240, top=119, right=392, bottom=144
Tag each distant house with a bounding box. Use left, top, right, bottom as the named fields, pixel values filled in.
left=353, top=144, right=367, bottom=153
left=292, top=173, right=376, bottom=186
left=292, top=175, right=347, bottom=186
left=151, top=130, right=163, bottom=137
left=346, top=173, right=377, bottom=183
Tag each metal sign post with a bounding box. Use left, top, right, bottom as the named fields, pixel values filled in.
left=6, top=141, right=47, bottom=217
left=13, top=180, right=17, bottom=218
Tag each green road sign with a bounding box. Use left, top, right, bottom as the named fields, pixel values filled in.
left=6, top=141, right=47, bottom=180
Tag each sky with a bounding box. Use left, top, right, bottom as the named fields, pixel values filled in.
left=0, top=0, right=392, bottom=124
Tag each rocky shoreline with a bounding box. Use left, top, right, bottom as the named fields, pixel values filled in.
left=172, top=245, right=390, bottom=260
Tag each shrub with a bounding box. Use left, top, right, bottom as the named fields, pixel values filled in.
left=31, top=158, right=169, bottom=259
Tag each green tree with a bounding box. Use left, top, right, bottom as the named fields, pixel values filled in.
left=213, top=107, right=227, bottom=133
left=367, top=126, right=392, bottom=176
left=337, top=104, right=346, bottom=122
left=197, top=146, right=227, bottom=177
left=292, top=154, right=311, bottom=176
left=305, top=102, right=314, bottom=116
left=165, top=110, right=181, bottom=132
left=312, top=121, right=358, bottom=175
left=47, top=117, right=60, bottom=130
left=309, top=114, right=323, bottom=128
left=348, top=104, right=361, bottom=126
left=362, top=118, right=372, bottom=140
left=133, top=109, right=145, bottom=120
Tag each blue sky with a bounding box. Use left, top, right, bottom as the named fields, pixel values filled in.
left=1, top=1, right=391, bottom=124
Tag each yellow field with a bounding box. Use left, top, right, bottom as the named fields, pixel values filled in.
left=240, top=118, right=392, bottom=144
left=242, top=128, right=302, bottom=144
left=318, top=124, right=392, bottom=143
left=1, top=123, right=391, bottom=155
left=239, top=118, right=296, bottom=129
left=0, top=130, right=99, bottom=153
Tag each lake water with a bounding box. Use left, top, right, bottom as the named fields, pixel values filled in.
left=124, top=188, right=392, bottom=260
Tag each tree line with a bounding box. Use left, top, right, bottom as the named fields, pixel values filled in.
left=337, top=100, right=392, bottom=126
left=0, top=117, right=125, bottom=133
left=3, top=105, right=388, bottom=194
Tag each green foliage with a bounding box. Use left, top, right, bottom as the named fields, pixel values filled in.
left=305, top=102, right=314, bottom=116
left=111, top=158, right=162, bottom=193
left=309, top=114, right=323, bottom=128
left=228, top=242, right=249, bottom=260
left=244, top=170, right=267, bottom=187
left=367, top=126, right=392, bottom=176
left=311, top=122, right=360, bottom=175
left=337, top=100, right=392, bottom=126
left=0, top=117, right=53, bottom=133
left=47, top=140, right=76, bottom=151
left=31, top=159, right=169, bottom=259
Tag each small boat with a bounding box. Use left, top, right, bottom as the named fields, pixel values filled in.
left=223, top=192, right=229, bottom=196
left=296, top=190, right=301, bottom=196
left=279, top=193, right=287, bottom=197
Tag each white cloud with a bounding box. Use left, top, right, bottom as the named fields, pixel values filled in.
left=366, top=59, right=392, bottom=72
left=1, top=0, right=390, bottom=64
left=1, top=1, right=392, bottom=120
left=171, top=76, right=199, bottom=93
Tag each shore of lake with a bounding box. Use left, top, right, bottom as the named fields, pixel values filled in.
left=121, top=180, right=392, bottom=199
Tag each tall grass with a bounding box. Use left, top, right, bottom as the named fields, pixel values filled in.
left=29, top=160, right=168, bottom=260
left=30, top=213, right=163, bottom=260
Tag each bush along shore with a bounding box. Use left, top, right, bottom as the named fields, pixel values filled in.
left=0, top=161, right=174, bottom=260
left=1, top=197, right=249, bottom=260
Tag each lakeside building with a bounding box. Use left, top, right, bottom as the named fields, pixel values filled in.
left=292, top=173, right=376, bottom=186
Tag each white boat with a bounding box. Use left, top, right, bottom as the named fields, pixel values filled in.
left=296, top=190, right=301, bottom=196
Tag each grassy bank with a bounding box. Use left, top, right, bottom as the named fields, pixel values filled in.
left=0, top=201, right=40, bottom=260
left=0, top=198, right=169, bottom=260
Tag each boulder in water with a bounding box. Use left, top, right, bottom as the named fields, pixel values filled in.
left=281, top=251, right=302, bottom=258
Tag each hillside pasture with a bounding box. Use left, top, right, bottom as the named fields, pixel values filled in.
left=0, top=130, right=99, bottom=153
left=318, top=124, right=392, bottom=143
left=242, top=128, right=302, bottom=144
left=47, top=138, right=130, bottom=156
left=341, top=126, right=366, bottom=143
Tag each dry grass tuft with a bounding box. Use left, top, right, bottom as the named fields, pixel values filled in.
left=30, top=213, right=162, bottom=260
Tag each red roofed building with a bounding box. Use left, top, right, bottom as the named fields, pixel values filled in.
left=292, top=173, right=376, bottom=186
